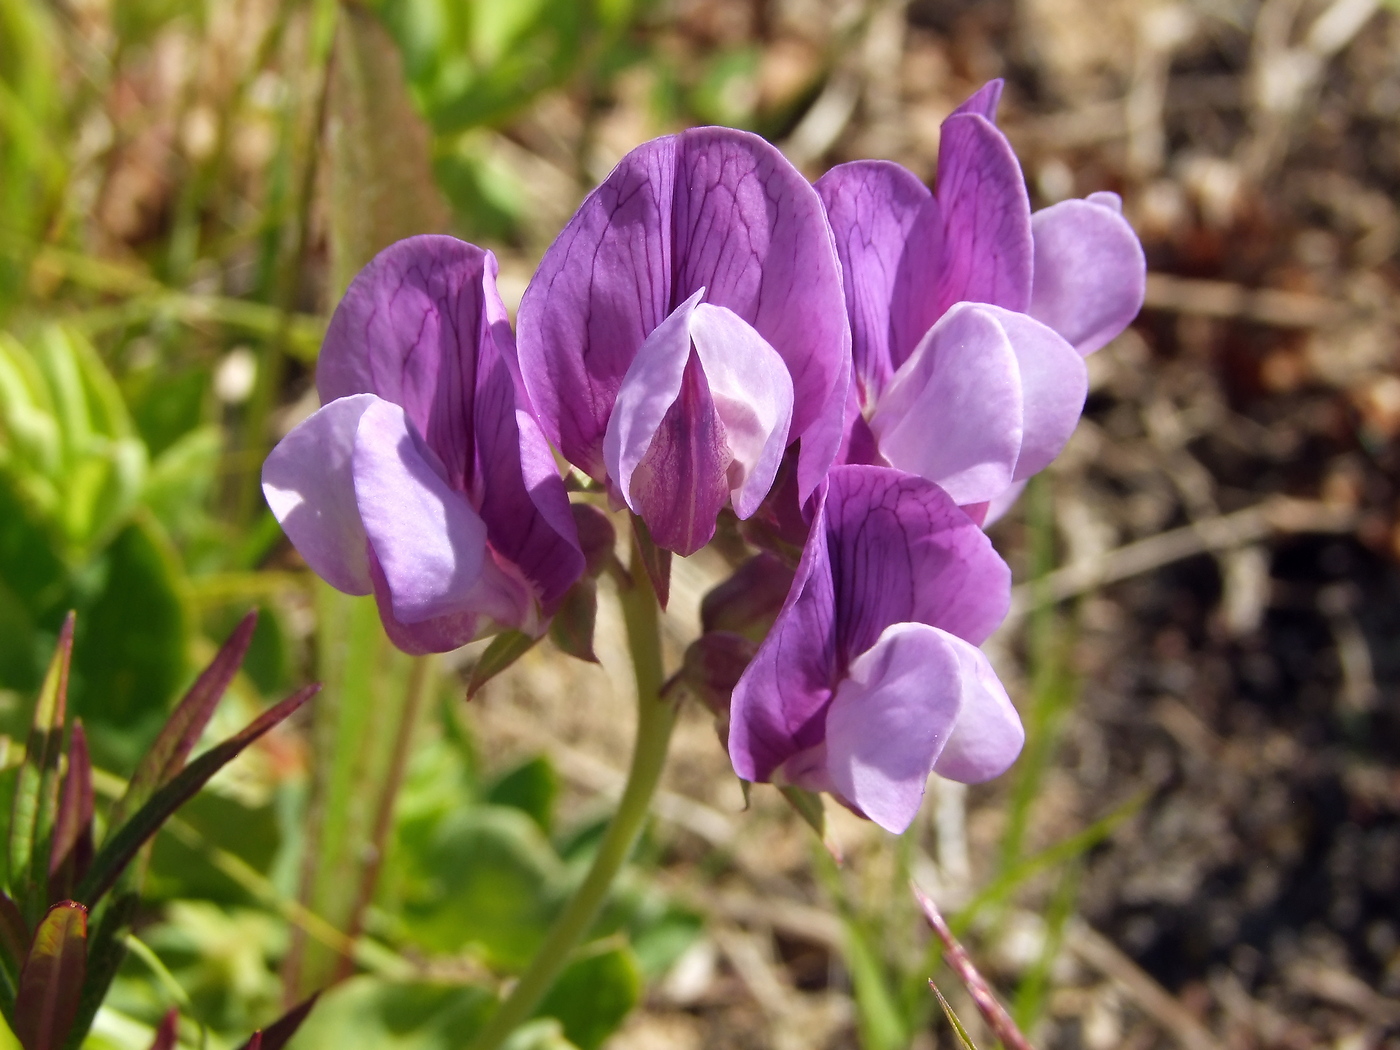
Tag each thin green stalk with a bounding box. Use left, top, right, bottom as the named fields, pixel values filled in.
left=467, top=528, right=677, bottom=1050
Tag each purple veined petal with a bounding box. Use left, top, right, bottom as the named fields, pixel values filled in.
left=604, top=289, right=705, bottom=513
left=825, top=465, right=1012, bottom=651
left=982, top=479, right=1027, bottom=527
left=627, top=353, right=731, bottom=556
left=823, top=622, right=969, bottom=833
left=670, top=128, right=849, bottom=450
left=729, top=481, right=838, bottom=783
left=869, top=303, right=1025, bottom=506
left=976, top=305, right=1088, bottom=481
left=951, top=79, right=1004, bottom=121
left=932, top=639, right=1024, bottom=783
left=261, top=394, right=377, bottom=595
left=1028, top=196, right=1147, bottom=356
left=797, top=349, right=854, bottom=496
left=689, top=303, right=794, bottom=519
left=470, top=300, right=584, bottom=612
left=352, top=399, right=489, bottom=624
left=815, top=161, right=930, bottom=405
left=889, top=114, right=1033, bottom=368
left=318, top=235, right=504, bottom=491
left=518, top=138, right=677, bottom=480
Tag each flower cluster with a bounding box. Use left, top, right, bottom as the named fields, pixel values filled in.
left=263, top=81, right=1144, bottom=833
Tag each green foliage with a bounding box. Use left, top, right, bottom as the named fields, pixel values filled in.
left=535, top=945, right=640, bottom=1050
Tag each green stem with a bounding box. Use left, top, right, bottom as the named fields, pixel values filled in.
left=467, top=531, right=676, bottom=1050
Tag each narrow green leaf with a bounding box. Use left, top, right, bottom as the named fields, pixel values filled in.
left=107, top=610, right=259, bottom=834
left=468, top=631, right=541, bottom=698
left=8, top=613, right=73, bottom=919
left=75, top=685, right=317, bottom=906
left=46, top=723, right=92, bottom=903
left=14, top=901, right=86, bottom=1050
left=0, top=891, right=28, bottom=1017
left=325, top=2, right=450, bottom=299
left=930, top=984, right=980, bottom=1050
left=779, top=785, right=842, bottom=863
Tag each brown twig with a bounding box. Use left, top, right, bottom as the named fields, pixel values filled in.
left=913, top=883, right=1037, bottom=1050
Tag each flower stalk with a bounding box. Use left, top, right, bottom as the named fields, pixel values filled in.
left=467, top=525, right=677, bottom=1050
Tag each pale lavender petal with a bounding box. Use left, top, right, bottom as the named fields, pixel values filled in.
left=979, top=305, right=1088, bottom=480
left=824, top=622, right=967, bottom=833
left=671, top=129, right=849, bottom=449
left=815, top=161, right=930, bottom=404
left=626, top=355, right=730, bottom=556
left=318, top=235, right=499, bottom=490
left=931, top=641, right=1024, bottom=782
left=689, top=303, right=794, bottom=519
left=889, top=114, right=1032, bottom=367
left=729, top=483, right=838, bottom=783
left=518, top=138, right=677, bottom=480
left=261, top=394, right=376, bottom=595
left=870, top=303, right=1024, bottom=506
left=951, top=79, right=1004, bottom=120
left=1029, top=196, right=1147, bottom=355
left=604, top=290, right=703, bottom=514
left=352, top=399, right=488, bottom=624
left=825, top=465, right=1011, bottom=651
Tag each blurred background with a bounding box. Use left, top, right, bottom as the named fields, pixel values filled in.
left=0, top=0, right=1398, bottom=1047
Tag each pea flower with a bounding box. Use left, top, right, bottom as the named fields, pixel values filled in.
left=517, top=127, right=851, bottom=556
left=262, top=236, right=584, bottom=654
left=815, top=81, right=1145, bottom=518
left=728, top=465, right=1022, bottom=834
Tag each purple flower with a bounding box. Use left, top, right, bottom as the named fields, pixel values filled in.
left=262, top=236, right=584, bottom=654
left=728, top=465, right=1023, bottom=834
left=815, top=81, right=1144, bottom=516
left=517, top=127, right=851, bottom=556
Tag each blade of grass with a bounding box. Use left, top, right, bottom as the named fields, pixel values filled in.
left=1011, top=860, right=1080, bottom=1033
left=931, top=984, right=981, bottom=1050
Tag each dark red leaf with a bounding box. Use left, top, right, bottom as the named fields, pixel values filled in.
left=238, top=993, right=319, bottom=1050
left=108, top=611, right=259, bottom=833
left=146, top=1008, right=179, bottom=1050
left=75, top=685, right=318, bottom=906
left=14, top=900, right=87, bottom=1050
left=48, top=721, right=94, bottom=901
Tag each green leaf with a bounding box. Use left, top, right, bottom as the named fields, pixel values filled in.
left=325, top=3, right=450, bottom=300
left=75, top=684, right=317, bottom=906
left=0, top=892, right=28, bottom=1017
left=8, top=613, right=72, bottom=919
left=107, top=611, right=258, bottom=834
left=535, top=944, right=640, bottom=1050
left=467, top=631, right=539, bottom=698
left=629, top=517, right=670, bottom=610
left=71, top=519, right=187, bottom=753
left=59, top=890, right=136, bottom=1050
left=486, top=756, right=557, bottom=834
left=398, top=805, right=564, bottom=970
left=14, top=901, right=86, bottom=1050
left=547, top=579, right=598, bottom=664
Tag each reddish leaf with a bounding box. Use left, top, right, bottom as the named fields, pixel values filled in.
left=0, top=890, right=29, bottom=999
left=913, top=885, right=1036, bottom=1050
left=548, top=578, right=599, bottom=663
left=75, top=685, right=318, bottom=906
left=48, top=721, right=94, bottom=901
left=237, top=993, right=319, bottom=1050
left=146, top=1008, right=179, bottom=1050
left=630, top=516, right=671, bottom=609
left=108, top=611, right=259, bottom=834
left=467, top=631, right=540, bottom=699
left=570, top=503, right=617, bottom=578
left=9, top=614, right=74, bottom=919
left=14, top=900, right=87, bottom=1050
